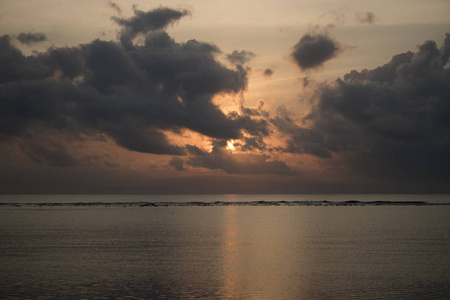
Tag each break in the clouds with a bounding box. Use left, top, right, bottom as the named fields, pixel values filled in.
left=15, top=32, right=47, bottom=45
left=276, top=33, right=450, bottom=179
left=185, top=140, right=295, bottom=175
left=0, top=7, right=270, bottom=165
left=291, top=33, right=341, bottom=70
left=226, top=50, right=256, bottom=65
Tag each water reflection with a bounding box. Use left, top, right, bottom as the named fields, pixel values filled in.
left=220, top=206, right=307, bottom=299
left=1, top=205, right=450, bottom=299
left=221, top=205, right=240, bottom=299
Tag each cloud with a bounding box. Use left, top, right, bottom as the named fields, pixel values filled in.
left=185, top=141, right=295, bottom=175
left=291, top=33, right=341, bottom=70
left=263, top=68, right=274, bottom=78
left=276, top=33, right=450, bottom=179
left=321, top=9, right=377, bottom=26
left=235, top=136, right=267, bottom=152
left=271, top=105, right=332, bottom=158
left=112, top=6, right=190, bottom=48
left=239, top=100, right=269, bottom=118
left=441, top=32, right=450, bottom=65
left=107, top=1, right=122, bottom=15
left=15, top=32, right=47, bottom=45
left=169, top=157, right=186, bottom=171
left=112, top=128, right=185, bottom=155
left=22, top=140, right=80, bottom=167
left=226, top=50, right=256, bottom=65
left=356, top=11, right=377, bottom=24
left=0, top=7, right=268, bottom=164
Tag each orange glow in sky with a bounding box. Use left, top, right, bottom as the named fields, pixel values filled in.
left=0, top=0, right=449, bottom=193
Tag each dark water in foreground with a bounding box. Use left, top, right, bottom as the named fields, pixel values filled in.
left=1, top=195, right=450, bottom=299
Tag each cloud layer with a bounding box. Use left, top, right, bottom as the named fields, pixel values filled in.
left=1, top=4, right=449, bottom=190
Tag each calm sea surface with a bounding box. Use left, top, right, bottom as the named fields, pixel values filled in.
left=1, top=194, right=449, bottom=299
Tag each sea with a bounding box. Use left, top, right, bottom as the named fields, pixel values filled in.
left=1, top=194, right=449, bottom=299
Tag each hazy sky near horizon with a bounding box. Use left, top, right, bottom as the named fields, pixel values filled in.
left=1, top=0, right=449, bottom=193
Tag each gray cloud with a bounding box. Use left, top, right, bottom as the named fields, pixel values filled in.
left=22, top=141, right=80, bottom=167
left=226, top=50, right=256, bottom=65
left=0, top=7, right=268, bottom=162
left=441, top=32, right=450, bottom=65
left=240, top=100, right=269, bottom=118
left=263, top=68, right=274, bottom=78
left=15, top=32, right=47, bottom=45
left=107, top=1, right=122, bottom=15
left=185, top=140, right=295, bottom=175
left=276, top=33, right=450, bottom=179
left=291, top=33, right=341, bottom=70
left=112, top=6, right=190, bottom=49
left=356, top=11, right=377, bottom=24
left=169, top=157, right=186, bottom=171
left=235, top=136, right=267, bottom=152
left=112, top=128, right=185, bottom=155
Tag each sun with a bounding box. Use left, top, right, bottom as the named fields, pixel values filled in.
left=226, top=140, right=236, bottom=151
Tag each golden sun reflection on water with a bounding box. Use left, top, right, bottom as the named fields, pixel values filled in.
left=220, top=205, right=305, bottom=299
left=221, top=205, right=240, bottom=299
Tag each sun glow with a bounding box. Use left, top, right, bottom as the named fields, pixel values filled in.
left=226, top=140, right=236, bottom=151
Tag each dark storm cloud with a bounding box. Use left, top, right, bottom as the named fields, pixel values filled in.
left=112, top=6, right=190, bottom=48
left=185, top=141, right=295, bottom=175
left=112, top=128, right=185, bottom=155
left=15, top=32, right=47, bottom=45
left=232, top=112, right=270, bottom=137
left=0, top=7, right=268, bottom=163
left=272, top=105, right=333, bottom=158
left=441, top=32, right=450, bottom=65
left=276, top=33, right=450, bottom=179
left=263, top=68, right=273, bottom=78
left=356, top=12, right=377, bottom=24
left=291, top=33, right=341, bottom=70
left=226, top=50, right=256, bottom=65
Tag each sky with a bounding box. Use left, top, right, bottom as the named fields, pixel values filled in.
left=0, top=0, right=449, bottom=194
